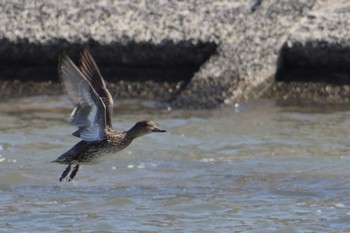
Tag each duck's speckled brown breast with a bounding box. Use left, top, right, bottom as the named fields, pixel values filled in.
left=55, top=130, right=134, bottom=164
left=76, top=131, right=133, bottom=163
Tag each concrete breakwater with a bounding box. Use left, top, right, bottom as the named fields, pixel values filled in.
left=1, top=0, right=350, bottom=108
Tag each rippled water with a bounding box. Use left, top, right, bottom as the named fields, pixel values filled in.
left=1, top=96, right=350, bottom=232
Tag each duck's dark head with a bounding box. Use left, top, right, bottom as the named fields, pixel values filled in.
left=127, top=120, right=166, bottom=139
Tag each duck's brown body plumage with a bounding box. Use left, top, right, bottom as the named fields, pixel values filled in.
left=53, top=47, right=165, bottom=182
left=54, top=131, right=132, bottom=164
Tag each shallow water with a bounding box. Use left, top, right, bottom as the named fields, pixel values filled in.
left=1, top=96, right=350, bottom=232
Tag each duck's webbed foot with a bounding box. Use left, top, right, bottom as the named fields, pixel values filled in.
left=68, top=165, right=80, bottom=182
left=59, top=164, right=71, bottom=182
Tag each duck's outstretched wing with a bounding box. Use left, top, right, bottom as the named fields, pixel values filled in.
left=59, top=55, right=107, bottom=141
left=79, top=46, right=114, bottom=128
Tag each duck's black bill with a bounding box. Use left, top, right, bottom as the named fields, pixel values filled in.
left=153, top=128, right=166, bottom=132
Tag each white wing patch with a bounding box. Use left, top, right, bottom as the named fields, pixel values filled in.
left=59, top=55, right=107, bottom=141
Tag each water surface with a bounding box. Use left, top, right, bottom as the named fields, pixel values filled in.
left=1, top=96, right=350, bottom=232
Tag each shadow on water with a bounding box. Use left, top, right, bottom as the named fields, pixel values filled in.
left=276, top=102, right=350, bottom=114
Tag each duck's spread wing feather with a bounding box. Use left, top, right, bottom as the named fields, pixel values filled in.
left=79, top=46, right=114, bottom=128
left=59, top=55, right=107, bottom=141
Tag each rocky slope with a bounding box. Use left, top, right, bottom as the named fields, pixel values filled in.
left=0, top=0, right=349, bottom=108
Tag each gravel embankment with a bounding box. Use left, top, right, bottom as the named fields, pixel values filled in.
left=1, top=0, right=349, bottom=108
